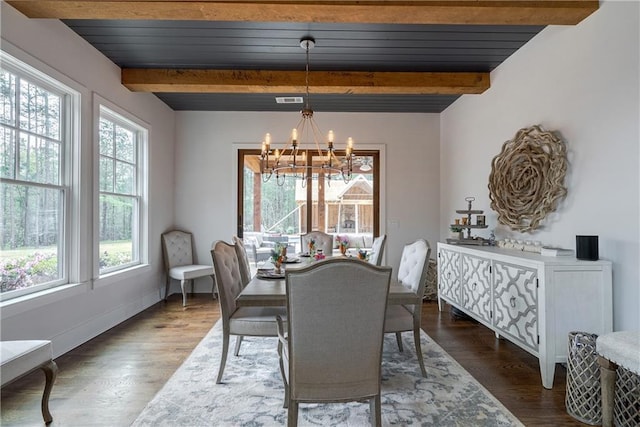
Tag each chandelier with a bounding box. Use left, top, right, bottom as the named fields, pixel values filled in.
left=260, top=37, right=354, bottom=186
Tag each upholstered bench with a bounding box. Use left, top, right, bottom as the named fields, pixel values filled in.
left=596, top=331, right=640, bottom=427
left=1, top=340, right=58, bottom=424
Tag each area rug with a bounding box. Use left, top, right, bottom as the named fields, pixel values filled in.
left=132, top=321, right=523, bottom=426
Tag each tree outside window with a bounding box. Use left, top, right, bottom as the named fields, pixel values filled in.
left=98, top=109, right=144, bottom=274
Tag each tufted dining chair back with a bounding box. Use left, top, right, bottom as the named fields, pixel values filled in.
left=161, top=229, right=216, bottom=307
left=368, top=234, right=387, bottom=266
left=276, top=258, right=392, bottom=426
left=384, top=239, right=431, bottom=377
left=300, top=231, right=333, bottom=256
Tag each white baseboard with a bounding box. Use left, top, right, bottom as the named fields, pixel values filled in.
left=50, top=289, right=161, bottom=358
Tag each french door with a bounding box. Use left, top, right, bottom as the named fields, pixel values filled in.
left=237, top=149, right=380, bottom=247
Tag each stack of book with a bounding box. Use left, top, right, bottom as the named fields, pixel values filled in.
left=540, top=247, right=574, bottom=257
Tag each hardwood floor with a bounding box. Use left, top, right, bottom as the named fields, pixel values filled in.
left=1, top=295, right=581, bottom=426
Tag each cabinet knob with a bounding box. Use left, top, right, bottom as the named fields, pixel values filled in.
left=510, top=296, right=516, bottom=308
left=447, top=272, right=451, bottom=278
left=472, top=283, right=477, bottom=291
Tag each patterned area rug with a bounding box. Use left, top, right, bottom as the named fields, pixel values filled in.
left=132, top=321, right=523, bottom=426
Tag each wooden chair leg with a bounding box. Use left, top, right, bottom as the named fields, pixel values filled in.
left=164, top=276, right=171, bottom=301
left=40, top=360, right=58, bottom=424
left=216, top=330, right=230, bottom=384
left=370, top=394, right=381, bottom=427
left=234, top=336, right=243, bottom=356
left=413, top=326, right=427, bottom=377
left=180, top=279, right=188, bottom=307
left=395, top=332, right=404, bottom=352
left=288, top=401, right=299, bottom=427
left=598, top=356, right=617, bottom=427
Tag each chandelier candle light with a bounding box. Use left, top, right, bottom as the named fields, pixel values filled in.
left=259, top=37, right=355, bottom=185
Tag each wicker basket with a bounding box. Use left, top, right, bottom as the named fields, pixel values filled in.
left=565, top=331, right=602, bottom=425
left=614, top=366, right=640, bottom=427
left=423, top=258, right=438, bottom=301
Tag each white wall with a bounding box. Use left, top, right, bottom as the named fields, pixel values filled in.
left=1, top=3, right=176, bottom=357
left=175, top=111, right=440, bottom=277
left=441, top=1, right=640, bottom=331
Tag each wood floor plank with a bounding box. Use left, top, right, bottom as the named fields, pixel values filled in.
left=1, top=296, right=581, bottom=426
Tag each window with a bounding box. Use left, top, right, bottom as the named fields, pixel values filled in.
left=0, top=54, right=74, bottom=300
left=97, top=105, right=147, bottom=275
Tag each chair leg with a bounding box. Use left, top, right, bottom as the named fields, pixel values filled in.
left=164, top=276, right=171, bottom=301
left=277, top=339, right=289, bottom=408
left=395, top=332, right=404, bottom=352
left=370, top=394, right=381, bottom=427
left=598, top=356, right=617, bottom=427
left=288, top=401, right=299, bottom=427
left=234, top=336, right=243, bottom=356
left=40, top=360, right=58, bottom=424
left=413, top=326, right=427, bottom=377
left=216, top=331, right=230, bottom=384
left=180, top=279, right=188, bottom=307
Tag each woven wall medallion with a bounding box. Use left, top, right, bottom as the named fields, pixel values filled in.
left=488, top=125, right=567, bottom=232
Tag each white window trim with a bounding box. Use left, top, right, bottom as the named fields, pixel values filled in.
left=92, top=94, right=149, bottom=288
left=0, top=47, right=83, bottom=303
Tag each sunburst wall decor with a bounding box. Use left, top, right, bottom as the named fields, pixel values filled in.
left=488, top=125, right=568, bottom=233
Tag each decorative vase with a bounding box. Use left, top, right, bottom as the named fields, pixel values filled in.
left=340, top=245, right=347, bottom=256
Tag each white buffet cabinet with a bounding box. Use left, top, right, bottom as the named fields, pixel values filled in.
left=436, top=242, right=612, bottom=389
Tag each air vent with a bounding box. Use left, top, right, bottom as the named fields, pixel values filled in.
left=275, top=97, right=303, bottom=104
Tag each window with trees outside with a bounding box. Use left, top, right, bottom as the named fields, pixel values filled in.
left=238, top=149, right=379, bottom=256
left=98, top=106, right=146, bottom=274
left=0, top=56, right=73, bottom=300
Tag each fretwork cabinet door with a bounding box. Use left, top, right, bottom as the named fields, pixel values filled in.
left=492, top=261, right=539, bottom=352
left=461, top=254, right=492, bottom=324
left=438, top=247, right=461, bottom=306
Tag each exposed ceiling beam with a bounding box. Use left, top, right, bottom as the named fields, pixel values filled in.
left=7, top=1, right=599, bottom=25
left=121, top=69, right=490, bottom=95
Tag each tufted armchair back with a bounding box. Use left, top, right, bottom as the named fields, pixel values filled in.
left=368, top=235, right=387, bottom=266
left=162, top=230, right=197, bottom=269
left=211, top=241, right=244, bottom=318
left=397, top=239, right=431, bottom=295
left=301, top=231, right=333, bottom=256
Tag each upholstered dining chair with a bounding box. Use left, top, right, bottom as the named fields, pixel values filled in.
left=211, top=240, right=286, bottom=384
left=384, top=239, right=431, bottom=377
left=300, top=231, right=333, bottom=256
left=232, top=235, right=252, bottom=287
left=368, top=234, right=387, bottom=266
left=275, top=258, right=392, bottom=427
left=161, top=229, right=216, bottom=307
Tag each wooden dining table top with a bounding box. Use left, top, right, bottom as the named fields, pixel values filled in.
left=236, top=267, right=421, bottom=307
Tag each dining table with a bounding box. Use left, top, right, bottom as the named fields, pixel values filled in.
left=236, top=258, right=421, bottom=307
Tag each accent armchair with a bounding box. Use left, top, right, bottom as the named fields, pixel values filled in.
left=161, top=230, right=216, bottom=307
left=276, top=258, right=392, bottom=426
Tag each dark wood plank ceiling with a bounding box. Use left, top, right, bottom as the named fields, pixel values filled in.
left=6, top=1, right=599, bottom=112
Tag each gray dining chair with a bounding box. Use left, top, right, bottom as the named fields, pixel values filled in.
left=161, top=229, right=216, bottom=307
left=368, top=234, right=387, bottom=266
left=384, top=238, right=431, bottom=377
left=276, top=258, right=392, bottom=427
left=211, top=240, right=286, bottom=383
left=300, top=231, right=333, bottom=256
left=232, top=235, right=252, bottom=287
